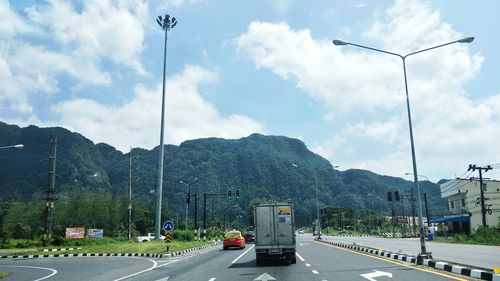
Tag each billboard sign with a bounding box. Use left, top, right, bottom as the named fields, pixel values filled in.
left=65, top=227, right=85, bottom=239
left=87, top=228, right=104, bottom=238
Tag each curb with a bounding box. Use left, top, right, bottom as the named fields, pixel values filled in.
left=42, top=247, right=82, bottom=252
left=1, top=244, right=212, bottom=260
left=316, top=239, right=499, bottom=281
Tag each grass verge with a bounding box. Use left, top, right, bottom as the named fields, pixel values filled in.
left=0, top=239, right=211, bottom=256
left=0, top=272, right=7, bottom=279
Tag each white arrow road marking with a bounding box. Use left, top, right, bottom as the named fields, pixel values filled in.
left=0, top=265, right=57, bottom=281
left=360, top=270, right=393, bottom=281
left=295, top=252, right=305, bottom=261
left=231, top=244, right=255, bottom=264
left=254, top=273, right=277, bottom=281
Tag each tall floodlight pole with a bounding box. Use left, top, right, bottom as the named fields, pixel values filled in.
left=332, top=36, right=474, bottom=263
left=155, top=14, right=178, bottom=239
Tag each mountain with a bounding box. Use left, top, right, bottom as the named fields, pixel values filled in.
left=0, top=122, right=447, bottom=226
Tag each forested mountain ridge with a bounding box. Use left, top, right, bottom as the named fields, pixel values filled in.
left=0, top=122, right=447, bottom=227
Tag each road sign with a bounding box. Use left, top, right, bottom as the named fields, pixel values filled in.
left=163, top=220, right=174, bottom=231
left=164, top=231, right=173, bottom=243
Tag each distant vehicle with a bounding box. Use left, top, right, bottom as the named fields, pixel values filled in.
left=223, top=230, right=245, bottom=250
left=244, top=230, right=256, bottom=242
left=136, top=233, right=164, bottom=242
left=254, top=202, right=296, bottom=265
left=298, top=229, right=304, bottom=234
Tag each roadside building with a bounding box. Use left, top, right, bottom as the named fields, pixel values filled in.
left=436, top=178, right=500, bottom=233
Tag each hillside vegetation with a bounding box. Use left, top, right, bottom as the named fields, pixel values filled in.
left=0, top=122, right=447, bottom=240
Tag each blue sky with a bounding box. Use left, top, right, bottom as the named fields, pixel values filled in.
left=1, top=0, right=499, bottom=181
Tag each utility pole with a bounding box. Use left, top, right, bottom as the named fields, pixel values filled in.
left=128, top=148, right=132, bottom=241
left=411, top=188, right=416, bottom=234
left=468, top=164, right=493, bottom=227
left=194, top=193, right=198, bottom=232
left=400, top=194, right=406, bottom=236
left=203, top=192, right=226, bottom=239
left=44, top=135, right=57, bottom=245
left=423, top=193, right=430, bottom=227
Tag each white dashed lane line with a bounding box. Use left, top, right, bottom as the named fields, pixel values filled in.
left=295, top=252, right=305, bottom=261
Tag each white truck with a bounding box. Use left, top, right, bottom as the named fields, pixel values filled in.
left=254, top=202, right=296, bottom=265
left=136, top=233, right=165, bottom=242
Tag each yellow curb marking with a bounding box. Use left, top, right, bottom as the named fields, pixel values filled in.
left=314, top=241, right=467, bottom=281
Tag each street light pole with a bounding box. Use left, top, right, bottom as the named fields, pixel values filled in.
left=313, top=165, right=339, bottom=240
left=181, top=178, right=198, bottom=231
left=333, top=36, right=474, bottom=263
left=154, top=14, right=178, bottom=239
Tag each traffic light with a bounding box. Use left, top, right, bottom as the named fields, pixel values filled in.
left=394, top=191, right=400, bottom=201
left=235, top=189, right=240, bottom=199
left=387, top=191, right=392, bottom=201
left=227, top=190, right=232, bottom=200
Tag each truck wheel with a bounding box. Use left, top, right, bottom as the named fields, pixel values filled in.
left=142, top=239, right=148, bottom=242
left=291, top=257, right=297, bottom=264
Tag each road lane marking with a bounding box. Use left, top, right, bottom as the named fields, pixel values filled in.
left=312, top=270, right=319, bottom=274
left=0, top=265, right=57, bottom=281
left=208, top=278, right=216, bottom=281
left=361, top=270, right=392, bottom=281
left=295, top=252, right=305, bottom=261
left=315, top=241, right=467, bottom=281
left=113, top=258, right=158, bottom=281
left=154, top=277, right=170, bottom=281
left=305, top=263, right=311, bottom=267
left=231, top=244, right=255, bottom=264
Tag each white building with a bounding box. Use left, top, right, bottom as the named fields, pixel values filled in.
left=438, top=178, right=500, bottom=233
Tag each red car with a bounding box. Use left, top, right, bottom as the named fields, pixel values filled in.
left=223, top=230, right=245, bottom=250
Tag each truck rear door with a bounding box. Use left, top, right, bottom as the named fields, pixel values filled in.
left=275, top=204, right=294, bottom=245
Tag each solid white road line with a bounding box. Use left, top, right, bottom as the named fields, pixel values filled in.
left=312, top=270, right=319, bottom=274
left=0, top=265, right=58, bottom=281
left=113, top=258, right=158, bottom=281
left=231, top=244, right=255, bottom=264
left=295, top=252, right=305, bottom=262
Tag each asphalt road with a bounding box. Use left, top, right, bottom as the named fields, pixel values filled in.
left=320, top=234, right=500, bottom=270
left=0, top=235, right=475, bottom=280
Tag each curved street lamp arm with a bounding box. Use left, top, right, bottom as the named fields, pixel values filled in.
left=333, top=40, right=402, bottom=58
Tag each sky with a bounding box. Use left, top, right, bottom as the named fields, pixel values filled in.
left=1, top=0, right=499, bottom=182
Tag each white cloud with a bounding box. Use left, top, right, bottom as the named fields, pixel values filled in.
left=0, top=0, right=148, bottom=116
left=52, top=65, right=265, bottom=151
left=236, top=0, right=498, bottom=180
left=236, top=21, right=404, bottom=113
left=154, top=0, right=200, bottom=10
left=343, top=119, right=402, bottom=144
left=26, top=0, right=148, bottom=75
